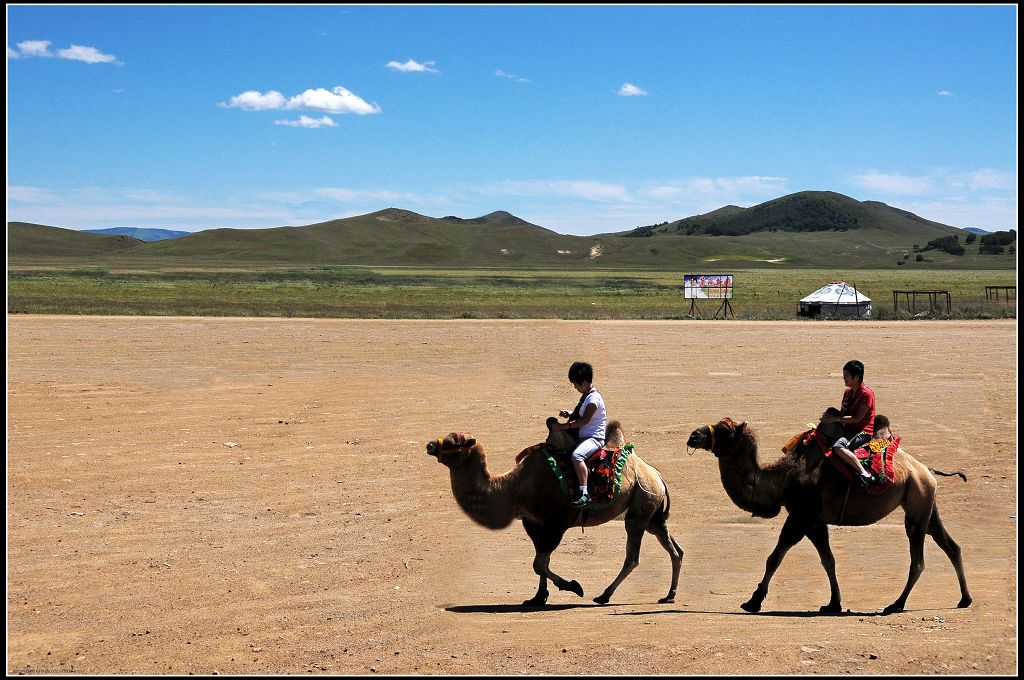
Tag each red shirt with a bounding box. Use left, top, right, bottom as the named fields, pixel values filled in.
left=841, top=384, right=876, bottom=436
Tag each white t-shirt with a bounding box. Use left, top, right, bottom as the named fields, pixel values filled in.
left=579, top=388, right=607, bottom=442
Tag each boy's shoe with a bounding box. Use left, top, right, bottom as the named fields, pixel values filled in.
left=572, top=493, right=591, bottom=508
left=855, top=474, right=871, bottom=488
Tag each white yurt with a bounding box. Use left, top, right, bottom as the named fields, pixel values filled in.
left=798, top=282, right=872, bottom=318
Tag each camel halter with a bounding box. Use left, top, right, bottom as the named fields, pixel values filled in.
left=436, top=432, right=471, bottom=451
left=685, top=424, right=715, bottom=456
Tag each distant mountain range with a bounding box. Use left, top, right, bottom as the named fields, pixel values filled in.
left=7, top=192, right=1016, bottom=270
left=81, top=227, right=191, bottom=241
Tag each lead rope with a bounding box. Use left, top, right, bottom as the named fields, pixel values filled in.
left=840, top=480, right=852, bottom=524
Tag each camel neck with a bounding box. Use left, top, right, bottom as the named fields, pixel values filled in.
left=447, top=455, right=522, bottom=530
left=718, top=440, right=785, bottom=518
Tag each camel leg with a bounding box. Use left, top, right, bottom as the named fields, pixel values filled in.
left=926, top=506, right=972, bottom=608
left=646, top=517, right=683, bottom=604
left=742, top=514, right=806, bottom=613
left=805, top=523, right=842, bottom=613
left=593, top=516, right=646, bottom=605
left=883, top=514, right=929, bottom=615
left=521, top=519, right=582, bottom=606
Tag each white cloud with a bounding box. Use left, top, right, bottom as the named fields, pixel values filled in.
left=965, top=168, right=1014, bottom=191
left=285, top=87, right=380, bottom=114
left=274, top=115, right=338, bottom=128
left=844, top=168, right=1016, bottom=230
left=495, top=69, right=530, bottom=83
left=221, top=86, right=380, bottom=115
left=8, top=45, right=22, bottom=58
left=896, top=196, right=1017, bottom=232
left=5, top=185, right=314, bottom=230
left=642, top=176, right=788, bottom=202
left=385, top=58, right=440, bottom=74
left=12, top=40, right=120, bottom=64
left=315, top=187, right=419, bottom=203
left=937, top=90, right=953, bottom=96
left=7, top=186, right=60, bottom=203
left=618, top=83, right=647, bottom=97
left=16, top=40, right=53, bottom=57
left=482, top=180, right=633, bottom=203
left=850, top=172, right=935, bottom=196
left=222, top=90, right=288, bottom=110
left=57, top=44, right=119, bottom=64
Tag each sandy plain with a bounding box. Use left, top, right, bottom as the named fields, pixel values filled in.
left=6, top=316, right=1017, bottom=675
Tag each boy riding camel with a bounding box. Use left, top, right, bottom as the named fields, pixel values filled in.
left=820, top=359, right=876, bottom=488
left=549, top=361, right=607, bottom=508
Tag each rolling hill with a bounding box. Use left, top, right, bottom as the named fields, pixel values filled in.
left=618, top=191, right=961, bottom=241
left=8, top=222, right=145, bottom=258
left=81, top=227, right=191, bottom=241
left=6, top=194, right=1016, bottom=270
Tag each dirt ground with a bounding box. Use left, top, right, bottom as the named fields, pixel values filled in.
left=6, top=316, right=1018, bottom=675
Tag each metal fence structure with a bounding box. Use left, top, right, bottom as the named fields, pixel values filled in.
left=892, top=290, right=952, bottom=316
left=985, top=285, right=1017, bottom=304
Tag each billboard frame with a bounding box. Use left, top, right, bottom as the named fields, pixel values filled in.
left=684, top=273, right=735, bottom=319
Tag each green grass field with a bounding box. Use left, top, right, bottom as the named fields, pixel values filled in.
left=6, top=266, right=1017, bottom=319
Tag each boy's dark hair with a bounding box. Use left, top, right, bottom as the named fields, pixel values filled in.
left=568, top=361, right=593, bottom=384
left=873, top=414, right=890, bottom=432
left=824, top=406, right=842, bottom=417
left=843, top=359, right=865, bottom=381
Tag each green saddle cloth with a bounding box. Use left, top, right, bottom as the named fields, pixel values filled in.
left=544, top=443, right=633, bottom=510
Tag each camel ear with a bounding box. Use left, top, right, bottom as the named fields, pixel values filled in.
left=465, top=438, right=477, bottom=447
left=737, top=421, right=747, bottom=433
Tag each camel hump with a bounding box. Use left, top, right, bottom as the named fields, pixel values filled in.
left=606, top=420, right=625, bottom=450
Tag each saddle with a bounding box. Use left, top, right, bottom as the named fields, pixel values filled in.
left=783, top=426, right=898, bottom=493
left=825, top=435, right=899, bottom=494
left=516, top=442, right=633, bottom=509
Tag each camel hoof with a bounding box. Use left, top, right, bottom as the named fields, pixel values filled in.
left=522, top=591, right=549, bottom=607
left=958, top=596, right=973, bottom=608
left=740, top=600, right=762, bottom=613
left=882, top=603, right=904, bottom=616
left=819, top=602, right=842, bottom=614
left=593, top=594, right=610, bottom=605
left=563, top=580, right=584, bottom=597
left=658, top=596, right=675, bottom=604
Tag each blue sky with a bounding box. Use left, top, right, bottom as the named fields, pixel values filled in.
left=6, top=4, right=1018, bottom=235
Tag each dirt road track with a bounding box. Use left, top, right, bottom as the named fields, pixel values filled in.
left=7, top=316, right=1017, bottom=674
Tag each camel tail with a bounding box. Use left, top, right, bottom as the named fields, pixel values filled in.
left=930, top=467, right=968, bottom=483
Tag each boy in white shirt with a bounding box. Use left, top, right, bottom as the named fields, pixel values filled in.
left=551, top=361, right=607, bottom=507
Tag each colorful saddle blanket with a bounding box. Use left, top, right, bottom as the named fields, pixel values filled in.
left=516, top=442, right=633, bottom=509
left=824, top=434, right=900, bottom=494
left=782, top=428, right=829, bottom=457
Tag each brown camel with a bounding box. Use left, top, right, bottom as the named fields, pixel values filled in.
left=686, top=417, right=971, bottom=615
left=426, top=420, right=683, bottom=606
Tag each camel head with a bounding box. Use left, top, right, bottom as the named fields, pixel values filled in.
left=687, top=417, right=749, bottom=458
left=426, top=432, right=479, bottom=468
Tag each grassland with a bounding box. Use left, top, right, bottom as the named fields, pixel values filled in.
left=6, top=266, right=1017, bottom=319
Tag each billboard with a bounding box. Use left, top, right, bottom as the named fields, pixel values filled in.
left=684, top=274, right=733, bottom=299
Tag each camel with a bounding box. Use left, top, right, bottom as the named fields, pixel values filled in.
left=686, top=417, right=971, bottom=615
left=426, top=420, right=683, bottom=606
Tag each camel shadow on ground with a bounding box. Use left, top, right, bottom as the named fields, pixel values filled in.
left=610, top=608, right=885, bottom=618
left=613, top=605, right=965, bottom=618
left=445, top=603, right=593, bottom=614
left=446, top=603, right=959, bottom=617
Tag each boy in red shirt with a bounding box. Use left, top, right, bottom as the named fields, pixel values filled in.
left=821, top=359, right=876, bottom=487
